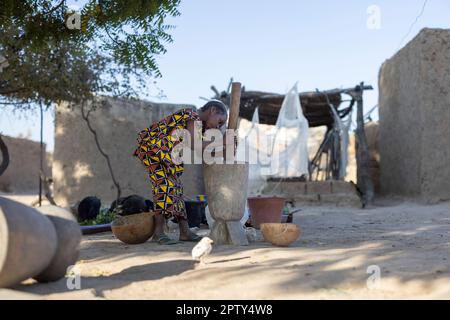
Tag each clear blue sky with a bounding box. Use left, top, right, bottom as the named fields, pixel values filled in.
left=1, top=0, right=450, bottom=151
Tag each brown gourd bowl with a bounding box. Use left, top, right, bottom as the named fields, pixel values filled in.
left=111, top=212, right=155, bottom=244
left=260, top=223, right=301, bottom=247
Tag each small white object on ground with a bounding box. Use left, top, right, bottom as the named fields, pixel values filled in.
left=191, top=237, right=214, bottom=264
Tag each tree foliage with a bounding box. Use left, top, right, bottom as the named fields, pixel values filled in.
left=0, top=0, right=181, bottom=107
left=0, top=0, right=180, bottom=75
left=0, top=25, right=106, bottom=106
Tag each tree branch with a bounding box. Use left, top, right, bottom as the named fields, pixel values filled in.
left=81, top=101, right=121, bottom=200
left=43, top=0, right=66, bottom=15
left=0, top=87, right=27, bottom=95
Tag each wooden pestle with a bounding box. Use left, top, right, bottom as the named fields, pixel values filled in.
left=228, top=82, right=242, bottom=130
left=227, top=82, right=242, bottom=157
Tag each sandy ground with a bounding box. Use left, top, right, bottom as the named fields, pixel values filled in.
left=1, top=193, right=450, bottom=300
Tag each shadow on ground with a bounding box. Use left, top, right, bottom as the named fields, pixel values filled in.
left=17, top=259, right=196, bottom=297
left=14, top=201, right=450, bottom=299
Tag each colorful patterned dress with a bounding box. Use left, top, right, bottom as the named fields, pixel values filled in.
left=133, top=108, right=201, bottom=220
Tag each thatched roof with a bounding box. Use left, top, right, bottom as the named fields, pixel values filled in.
left=218, top=89, right=343, bottom=127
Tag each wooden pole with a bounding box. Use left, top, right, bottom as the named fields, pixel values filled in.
left=226, top=82, right=242, bottom=158
left=228, top=82, right=241, bottom=130
left=38, top=103, right=44, bottom=207
left=354, top=82, right=374, bottom=206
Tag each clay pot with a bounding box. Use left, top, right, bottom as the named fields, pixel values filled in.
left=260, top=223, right=301, bottom=247
left=33, top=205, right=82, bottom=283
left=203, top=163, right=249, bottom=245
left=0, top=197, right=57, bottom=288
left=111, top=212, right=155, bottom=244
left=247, top=196, right=286, bottom=229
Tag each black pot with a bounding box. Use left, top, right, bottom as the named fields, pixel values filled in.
left=185, top=200, right=206, bottom=228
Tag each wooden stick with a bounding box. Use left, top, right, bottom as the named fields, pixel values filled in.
left=226, top=82, right=242, bottom=158
left=354, top=82, right=374, bottom=206
left=228, top=82, right=241, bottom=130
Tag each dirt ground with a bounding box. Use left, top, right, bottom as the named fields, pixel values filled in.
left=1, top=193, right=450, bottom=300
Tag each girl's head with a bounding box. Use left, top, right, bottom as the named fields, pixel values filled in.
left=199, top=100, right=228, bottom=130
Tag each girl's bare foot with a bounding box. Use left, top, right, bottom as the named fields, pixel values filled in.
left=152, top=213, right=178, bottom=245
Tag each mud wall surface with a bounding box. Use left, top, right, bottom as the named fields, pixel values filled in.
left=0, top=135, right=51, bottom=193
left=379, top=28, right=450, bottom=202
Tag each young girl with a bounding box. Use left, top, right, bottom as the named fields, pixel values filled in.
left=133, top=100, right=228, bottom=244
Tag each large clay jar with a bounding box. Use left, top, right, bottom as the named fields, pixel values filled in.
left=248, top=196, right=286, bottom=229
left=203, top=163, right=249, bottom=245
left=0, top=197, right=57, bottom=288
left=33, top=205, right=82, bottom=283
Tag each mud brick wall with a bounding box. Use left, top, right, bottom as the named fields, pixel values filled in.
left=262, top=180, right=362, bottom=208
left=53, top=97, right=204, bottom=207
left=379, top=28, right=450, bottom=203
left=0, top=136, right=52, bottom=193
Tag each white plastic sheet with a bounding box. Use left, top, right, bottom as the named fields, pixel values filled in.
left=236, top=108, right=270, bottom=196
left=269, top=84, right=309, bottom=178
left=236, top=83, right=310, bottom=195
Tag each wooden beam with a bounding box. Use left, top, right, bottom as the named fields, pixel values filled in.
left=354, top=82, right=375, bottom=206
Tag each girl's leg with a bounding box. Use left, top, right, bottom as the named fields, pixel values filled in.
left=139, top=139, right=179, bottom=244
left=153, top=213, right=166, bottom=238
left=170, top=175, right=201, bottom=241
left=148, top=164, right=174, bottom=241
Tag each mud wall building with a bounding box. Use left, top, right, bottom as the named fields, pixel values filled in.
left=0, top=135, right=52, bottom=193
left=379, top=28, right=450, bottom=202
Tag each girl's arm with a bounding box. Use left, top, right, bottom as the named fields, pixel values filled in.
left=185, top=120, right=218, bottom=151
